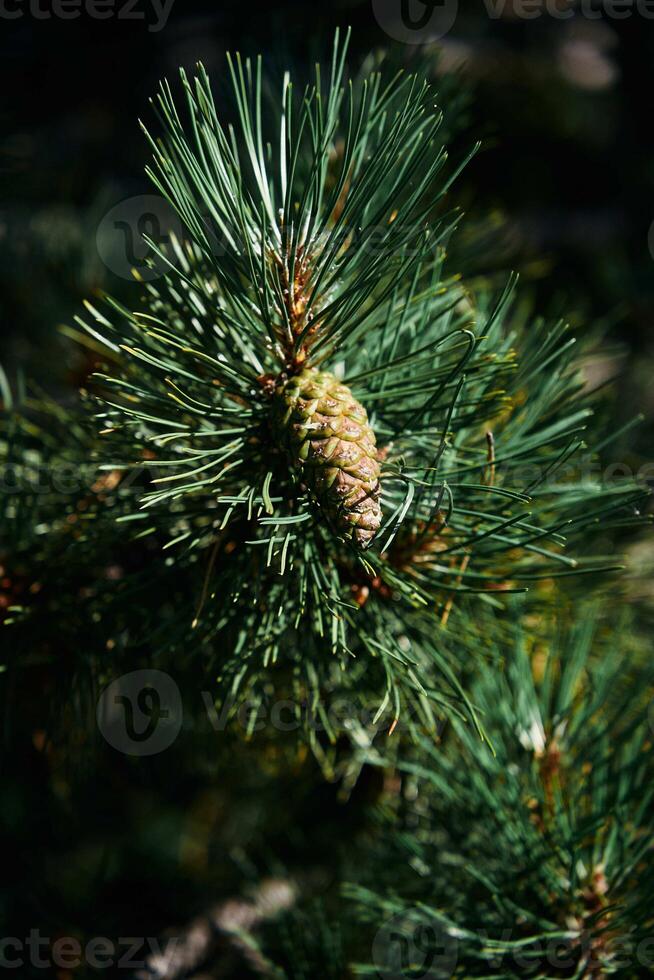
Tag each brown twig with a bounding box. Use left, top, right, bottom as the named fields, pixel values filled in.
left=192, top=537, right=222, bottom=630
left=135, top=878, right=297, bottom=980
left=485, top=430, right=496, bottom=488
left=441, top=552, right=471, bottom=627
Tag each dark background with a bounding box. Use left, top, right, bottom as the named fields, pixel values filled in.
left=2, top=0, right=653, bottom=973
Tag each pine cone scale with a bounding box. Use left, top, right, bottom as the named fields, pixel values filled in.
left=274, top=368, right=382, bottom=548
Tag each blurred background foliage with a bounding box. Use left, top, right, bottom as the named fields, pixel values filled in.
left=1, top=1, right=653, bottom=976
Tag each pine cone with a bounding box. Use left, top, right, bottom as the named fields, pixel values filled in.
left=273, top=368, right=382, bottom=548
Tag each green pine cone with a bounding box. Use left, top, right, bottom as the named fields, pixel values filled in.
left=273, top=368, right=382, bottom=549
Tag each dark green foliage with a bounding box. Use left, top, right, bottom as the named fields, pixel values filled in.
left=3, top=33, right=641, bottom=744
left=1, top=33, right=652, bottom=979
left=242, top=613, right=654, bottom=978
left=348, top=610, right=654, bottom=978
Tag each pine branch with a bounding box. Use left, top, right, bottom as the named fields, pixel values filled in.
left=347, top=607, right=654, bottom=978
left=2, top=33, right=650, bottom=747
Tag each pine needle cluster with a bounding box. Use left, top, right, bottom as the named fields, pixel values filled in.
left=0, top=31, right=649, bottom=744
